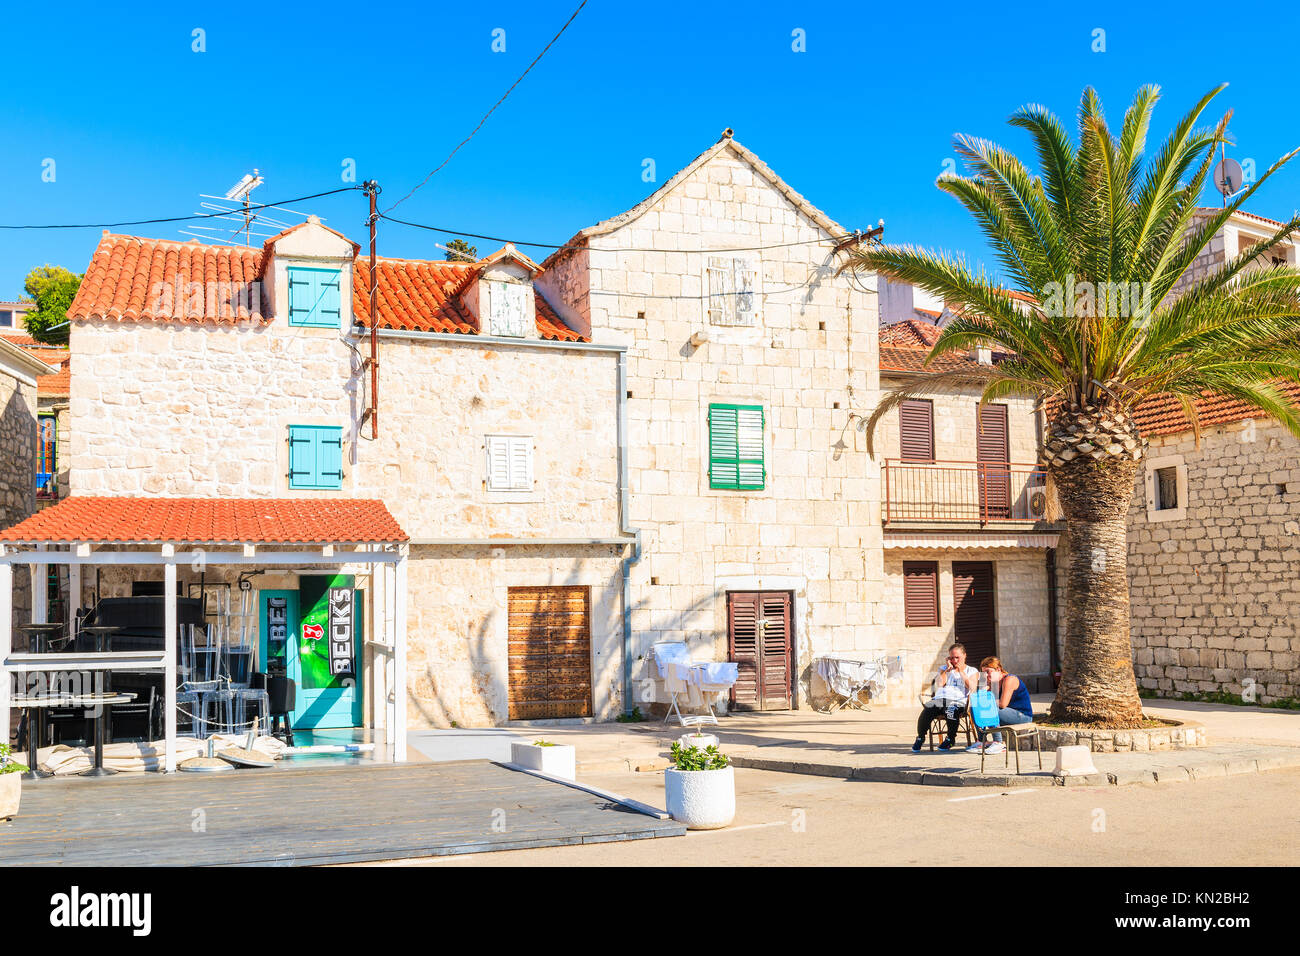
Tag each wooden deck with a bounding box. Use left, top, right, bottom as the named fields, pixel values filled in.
left=0, top=760, right=685, bottom=865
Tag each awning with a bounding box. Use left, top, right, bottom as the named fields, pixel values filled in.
left=883, top=532, right=1059, bottom=550
left=0, top=496, right=408, bottom=546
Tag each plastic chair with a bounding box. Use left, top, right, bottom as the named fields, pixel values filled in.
left=197, top=688, right=235, bottom=737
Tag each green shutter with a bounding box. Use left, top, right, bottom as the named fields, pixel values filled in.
left=709, top=403, right=764, bottom=490
left=288, top=425, right=343, bottom=489
left=287, top=267, right=343, bottom=328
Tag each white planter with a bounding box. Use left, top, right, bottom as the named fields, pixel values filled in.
left=0, top=773, right=20, bottom=821
left=678, top=733, right=719, bottom=751
left=511, top=742, right=576, bottom=781
left=664, top=766, right=735, bottom=830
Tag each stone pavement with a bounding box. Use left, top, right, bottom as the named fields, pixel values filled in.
left=488, top=694, right=1300, bottom=789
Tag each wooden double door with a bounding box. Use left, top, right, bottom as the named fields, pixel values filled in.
left=952, top=561, right=997, bottom=665
left=507, top=586, right=593, bottom=719
left=727, top=591, right=793, bottom=711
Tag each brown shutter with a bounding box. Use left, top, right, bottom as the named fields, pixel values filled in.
left=953, top=561, right=996, bottom=664
left=759, top=592, right=792, bottom=709
left=899, top=399, right=934, bottom=462
left=728, top=593, right=761, bottom=709
left=903, top=561, right=940, bottom=627
left=977, top=404, right=1010, bottom=518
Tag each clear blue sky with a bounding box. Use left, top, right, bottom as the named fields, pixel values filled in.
left=3, top=0, right=1299, bottom=297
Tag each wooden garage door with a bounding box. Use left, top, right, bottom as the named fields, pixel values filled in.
left=727, top=591, right=793, bottom=711
left=952, top=562, right=996, bottom=665
left=507, top=586, right=592, bottom=720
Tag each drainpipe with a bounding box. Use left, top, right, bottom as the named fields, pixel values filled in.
left=1046, top=548, right=1060, bottom=678
left=617, top=349, right=642, bottom=715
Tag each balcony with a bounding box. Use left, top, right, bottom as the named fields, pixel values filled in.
left=882, top=459, right=1054, bottom=526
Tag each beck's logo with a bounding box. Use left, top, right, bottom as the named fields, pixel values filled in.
left=302, top=623, right=324, bottom=642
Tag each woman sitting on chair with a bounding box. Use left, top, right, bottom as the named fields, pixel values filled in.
left=911, top=643, right=977, bottom=753
left=967, top=656, right=1034, bottom=755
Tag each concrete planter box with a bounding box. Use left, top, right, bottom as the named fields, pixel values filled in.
left=678, top=733, right=719, bottom=751
left=511, top=741, right=576, bottom=781
left=664, top=766, right=735, bottom=830
left=0, top=773, right=20, bottom=821
left=1036, top=721, right=1206, bottom=752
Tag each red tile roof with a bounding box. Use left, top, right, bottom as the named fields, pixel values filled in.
left=1133, top=383, right=1300, bottom=438
left=879, top=345, right=993, bottom=375
left=879, top=319, right=942, bottom=349
left=2, top=335, right=70, bottom=397
left=69, top=233, right=584, bottom=341
left=0, top=496, right=408, bottom=545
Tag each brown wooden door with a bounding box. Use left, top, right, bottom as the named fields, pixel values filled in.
left=977, top=404, right=1010, bottom=519
left=507, top=586, right=592, bottom=719
left=727, top=591, right=793, bottom=711
left=952, top=562, right=996, bottom=665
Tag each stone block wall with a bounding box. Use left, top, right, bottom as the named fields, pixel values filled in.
left=1127, top=417, right=1300, bottom=702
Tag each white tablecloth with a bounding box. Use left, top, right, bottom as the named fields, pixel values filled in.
left=814, top=656, right=885, bottom=699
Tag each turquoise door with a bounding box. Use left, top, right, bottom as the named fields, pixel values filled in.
left=260, top=581, right=362, bottom=730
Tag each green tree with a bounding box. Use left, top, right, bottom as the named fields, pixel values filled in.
left=840, top=85, right=1300, bottom=726
left=444, top=238, right=478, bottom=262
left=22, top=265, right=82, bottom=345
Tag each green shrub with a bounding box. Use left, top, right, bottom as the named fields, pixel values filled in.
left=670, top=741, right=729, bottom=771
left=0, top=743, right=27, bottom=775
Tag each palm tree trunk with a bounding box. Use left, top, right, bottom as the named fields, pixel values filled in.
left=1049, top=456, right=1145, bottom=727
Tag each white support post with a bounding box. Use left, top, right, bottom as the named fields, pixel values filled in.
left=68, top=561, right=82, bottom=627
left=0, top=555, right=11, bottom=749
left=30, top=544, right=47, bottom=625
left=394, top=547, right=408, bottom=763
left=163, top=547, right=178, bottom=773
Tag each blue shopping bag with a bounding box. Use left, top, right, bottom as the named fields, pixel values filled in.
left=970, top=687, right=999, bottom=728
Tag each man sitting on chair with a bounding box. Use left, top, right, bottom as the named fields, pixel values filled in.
left=911, top=643, right=977, bottom=753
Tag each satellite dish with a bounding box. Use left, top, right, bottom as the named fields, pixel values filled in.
left=1213, top=157, right=1244, bottom=197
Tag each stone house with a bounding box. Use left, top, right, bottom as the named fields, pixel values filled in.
left=1124, top=208, right=1300, bottom=704
left=874, top=318, right=1058, bottom=693
left=3, top=333, right=70, bottom=505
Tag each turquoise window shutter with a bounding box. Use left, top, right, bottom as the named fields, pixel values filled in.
left=288, top=425, right=343, bottom=489
left=708, top=403, right=765, bottom=491
left=287, top=267, right=343, bottom=328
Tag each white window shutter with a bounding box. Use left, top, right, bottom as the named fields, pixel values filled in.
left=489, top=280, right=529, bottom=337
left=707, top=256, right=758, bottom=326
left=509, top=436, right=533, bottom=490
left=734, top=259, right=756, bottom=325
left=487, top=435, right=533, bottom=491
left=486, top=436, right=511, bottom=491
left=707, top=257, right=730, bottom=326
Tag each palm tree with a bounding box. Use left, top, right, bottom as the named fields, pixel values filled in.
left=842, top=85, right=1300, bottom=726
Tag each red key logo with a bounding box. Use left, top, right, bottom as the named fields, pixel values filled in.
left=302, top=623, right=324, bottom=642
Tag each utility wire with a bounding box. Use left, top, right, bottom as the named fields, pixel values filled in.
left=0, top=186, right=362, bottom=231
left=384, top=0, right=589, bottom=214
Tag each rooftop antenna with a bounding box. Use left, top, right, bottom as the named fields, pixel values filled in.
left=223, top=170, right=265, bottom=246
left=185, top=171, right=319, bottom=246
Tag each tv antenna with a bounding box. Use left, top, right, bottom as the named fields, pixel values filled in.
left=179, top=170, right=324, bottom=246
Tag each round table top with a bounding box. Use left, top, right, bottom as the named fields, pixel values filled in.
left=12, top=692, right=137, bottom=707
left=18, top=623, right=66, bottom=631
left=78, top=626, right=124, bottom=633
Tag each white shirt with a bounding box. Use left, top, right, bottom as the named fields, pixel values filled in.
left=934, top=665, right=977, bottom=703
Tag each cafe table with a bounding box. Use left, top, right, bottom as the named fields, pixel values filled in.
left=11, top=692, right=137, bottom=778
left=11, top=693, right=80, bottom=780
left=72, top=692, right=138, bottom=777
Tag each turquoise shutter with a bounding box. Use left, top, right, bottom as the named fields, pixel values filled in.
left=287, top=268, right=342, bottom=328
left=316, top=271, right=341, bottom=326
left=709, top=404, right=764, bottom=491
left=287, top=270, right=313, bottom=325
left=288, top=425, right=343, bottom=489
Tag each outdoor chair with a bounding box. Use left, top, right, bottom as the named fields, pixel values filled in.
left=917, top=676, right=975, bottom=751
left=977, top=718, right=1043, bottom=775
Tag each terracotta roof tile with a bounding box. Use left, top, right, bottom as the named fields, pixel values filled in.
left=1133, top=383, right=1300, bottom=438
left=0, top=497, right=408, bottom=545
left=3, top=335, right=70, bottom=397
left=69, top=233, right=585, bottom=341
left=879, top=319, right=942, bottom=349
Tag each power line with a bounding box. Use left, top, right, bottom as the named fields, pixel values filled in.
left=384, top=0, right=589, bottom=214
left=378, top=211, right=855, bottom=255
left=0, top=186, right=362, bottom=231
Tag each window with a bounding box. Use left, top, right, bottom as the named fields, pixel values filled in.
left=706, top=256, right=757, bottom=326
left=903, top=561, right=940, bottom=627
left=287, top=267, right=342, bottom=328
left=899, top=399, right=935, bottom=462
left=0, top=311, right=12, bottom=328
left=486, top=435, right=533, bottom=492
left=708, top=404, right=765, bottom=490
left=486, top=280, right=530, bottom=337
left=1154, top=467, right=1178, bottom=510
left=37, top=414, right=56, bottom=495
left=288, top=425, right=343, bottom=490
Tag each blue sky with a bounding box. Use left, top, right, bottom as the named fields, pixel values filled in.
left=3, top=0, right=1299, bottom=297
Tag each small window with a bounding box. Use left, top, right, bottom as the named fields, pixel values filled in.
left=288, top=425, right=343, bottom=490
left=486, top=435, right=533, bottom=492
left=287, top=267, right=342, bottom=328
left=1155, top=466, right=1178, bottom=510
left=486, top=280, right=530, bottom=337
left=903, top=561, right=939, bottom=627
left=706, top=257, right=757, bottom=326
left=36, top=414, right=56, bottom=495
left=899, top=399, right=935, bottom=462
left=0, top=311, right=12, bottom=328
left=708, top=404, right=765, bottom=490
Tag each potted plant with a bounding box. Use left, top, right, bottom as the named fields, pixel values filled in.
left=1, top=743, right=27, bottom=821
left=510, top=738, right=576, bottom=781
left=678, top=731, right=719, bottom=751
left=664, top=742, right=734, bottom=830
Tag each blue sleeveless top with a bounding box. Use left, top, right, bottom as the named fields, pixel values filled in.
left=1006, top=677, right=1033, bottom=717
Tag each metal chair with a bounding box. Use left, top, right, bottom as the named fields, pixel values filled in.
left=978, top=718, right=1043, bottom=775
left=917, top=674, right=975, bottom=751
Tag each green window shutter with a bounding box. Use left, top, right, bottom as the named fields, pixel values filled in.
left=709, top=403, right=764, bottom=491
left=287, top=267, right=343, bottom=328
left=288, top=425, right=343, bottom=489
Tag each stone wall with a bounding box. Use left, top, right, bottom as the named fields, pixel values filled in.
left=0, top=371, right=36, bottom=631
left=1127, top=417, right=1300, bottom=703
left=549, top=144, right=885, bottom=708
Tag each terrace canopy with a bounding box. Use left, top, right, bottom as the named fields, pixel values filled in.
left=0, top=496, right=409, bottom=772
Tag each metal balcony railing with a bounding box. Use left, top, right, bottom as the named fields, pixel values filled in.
left=882, top=458, right=1051, bottom=524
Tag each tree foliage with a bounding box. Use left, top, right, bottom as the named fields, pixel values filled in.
left=22, top=265, right=82, bottom=345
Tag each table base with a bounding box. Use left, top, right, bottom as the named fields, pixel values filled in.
left=79, top=766, right=118, bottom=777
